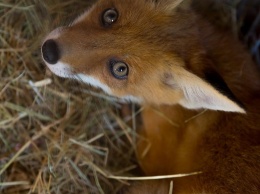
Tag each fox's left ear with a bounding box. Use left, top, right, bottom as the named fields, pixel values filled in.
left=153, top=0, right=191, bottom=11
left=164, top=65, right=245, bottom=113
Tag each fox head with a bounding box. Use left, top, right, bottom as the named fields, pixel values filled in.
left=42, top=0, right=245, bottom=113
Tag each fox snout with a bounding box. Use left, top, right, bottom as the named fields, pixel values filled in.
left=42, top=39, right=60, bottom=65
left=41, top=38, right=71, bottom=78
left=42, top=27, right=64, bottom=65
left=41, top=27, right=74, bottom=78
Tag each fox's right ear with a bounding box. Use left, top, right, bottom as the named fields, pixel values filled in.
left=163, top=66, right=245, bottom=113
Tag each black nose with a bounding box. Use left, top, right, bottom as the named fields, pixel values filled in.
left=42, top=39, right=60, bottom=64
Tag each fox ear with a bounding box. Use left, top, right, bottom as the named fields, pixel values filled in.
left=153, top=0, right=191, bottom=11
left=164, top=67, right=245, bottom=113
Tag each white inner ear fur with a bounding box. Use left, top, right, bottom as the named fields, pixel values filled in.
left=165, top=68, right=245, bottom=113
left=158, top=0, right=191, bottom=12
left=71, top=5, right=95, bottom=26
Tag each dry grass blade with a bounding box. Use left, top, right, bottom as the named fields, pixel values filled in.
left=169, top=181, right=173, bottom=194
left=106, top=171, right=203, bottom=181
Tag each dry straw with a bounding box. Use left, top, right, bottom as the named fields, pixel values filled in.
left=1, top=0, right=136, bottom=193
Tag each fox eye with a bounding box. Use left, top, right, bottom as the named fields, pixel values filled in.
left=102, top=8, right=118, bottom=26
left=109, top=60, right=128, bottom=79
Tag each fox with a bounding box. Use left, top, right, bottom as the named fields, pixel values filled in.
left=41, top=0, right=260, bottom=193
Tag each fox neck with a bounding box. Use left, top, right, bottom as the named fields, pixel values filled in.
left=138, top=104, right=222, bottom=176
left=190, top=17, right=260, bottom=102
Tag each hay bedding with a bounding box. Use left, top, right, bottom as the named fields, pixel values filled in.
left=0, top=0, right=260, bottom=194
left=0, top=1, right=137, bottom=193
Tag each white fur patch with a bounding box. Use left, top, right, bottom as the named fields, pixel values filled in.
left=165, top=69, right=245, bottom=113
left=75, top=73, right=112, bottom=94
left=44, top=61, right=112, bottom=94
left=71, top=6, right=94, bottom=26
left=42, top=27, right=64, bottom=43
left=44, top=62, right=141, bottom=103
left=121, top=95, right=143, bottom=104
left=45, top=61, right=73, bottom=78
left=177, top=73, right=245, bottom=113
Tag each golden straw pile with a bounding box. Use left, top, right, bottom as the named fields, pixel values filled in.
left=0, top=1, right=138, bottom=193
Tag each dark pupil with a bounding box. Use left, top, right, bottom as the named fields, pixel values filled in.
left=117, top=66, right=126, bottom=72
left=108, top=13, right=116, bottom=20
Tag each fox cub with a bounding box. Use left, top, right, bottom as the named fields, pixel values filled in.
left=42, top=0, right=260, bottom=193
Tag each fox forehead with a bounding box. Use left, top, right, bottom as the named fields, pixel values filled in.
left=74, top=0, right=156, bottom=25
left=68, top=0, right=191, bottom=48
left=57, top=0, right=193, bottom=78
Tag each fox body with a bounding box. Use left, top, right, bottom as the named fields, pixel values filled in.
left=42, top=0, right=260, bottom=193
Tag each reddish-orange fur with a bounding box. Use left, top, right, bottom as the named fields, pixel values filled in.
left=133, top=103, right=260, bottom=193
left=42, top=0, right=260, bottom=193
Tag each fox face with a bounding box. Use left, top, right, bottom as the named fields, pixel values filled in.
left=42, top=0, right=245, bottom=113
